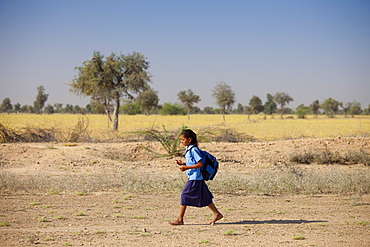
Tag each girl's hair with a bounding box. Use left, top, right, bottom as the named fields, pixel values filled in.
left=181, top=129, right=198, bottom=147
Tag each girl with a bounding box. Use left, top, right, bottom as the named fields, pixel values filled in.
left=169, top=129, right=223, bottom=225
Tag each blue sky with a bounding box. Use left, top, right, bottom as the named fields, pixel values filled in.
left=0, top=0, right=369, bottom=109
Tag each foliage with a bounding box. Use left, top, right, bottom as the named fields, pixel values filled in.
left=44, top=104, right=54, bottom=114
left=296, top=104, right=310, bottom=119
left=263, top=93, right=277, bottom=115
left=136, top=89, right=159, bottom=115
left=310, top=100, right=320, bottom=117
left=120, top=100, right=142, bottom=115
left=212, top=81, right=235, bottom=121
left=159, top=103, right=186, bottom=115
left=177, top=89, right=201, bottom=119
left=70, top=51, right=151, bottom=130
left=0, top=98, right=12, bottom=113
left=274, top=92, right=293, bottom=119
left=33, top=86, right=49, bottom=114
left=249, top=95, right=264, bottom=114
left=126, top=125, right=187, bottom=156
left=321, top=98, right=341, bottom=118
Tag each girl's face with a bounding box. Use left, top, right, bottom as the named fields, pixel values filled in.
left=180, top=135, right=192, bottom=146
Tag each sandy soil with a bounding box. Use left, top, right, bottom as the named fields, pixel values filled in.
left=1, top=137, right=370, bottom=246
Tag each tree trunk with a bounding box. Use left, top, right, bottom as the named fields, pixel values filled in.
left=112, top=93, right=120, bottom=130
left=104, top=99, right=112, bottom=122
left=187, top=107, right=190, bottom=120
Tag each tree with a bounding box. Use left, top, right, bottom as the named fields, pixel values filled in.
left=44, top=104, right=54, bottom=114
left=244, top=105, right=254, bottom=120
left=235, top=103, right=244, bottom=114
left=296, top=104, right=310, bottom=119
left=120, top=100, right=141, bottom=115
left=159, top=103, right=185, bottom=115
left=263, top=93, right=277, bottom=115
left=0, top=98, right=13, bottom=113
left=321, top=98, right=341, bottom=118
left=53, top=103, right=63, bottom=113
left=136, top=89, right=159, bottom=115
left=347, top=101, right=361, bottom=117
left=274, top=92, right=293, bottom=119
left=177, top=89, right=201, bottom=119
left=249, top=95, right=264, bottom=114
left=310, top=100, right=320, bottom=118
left=33, top=86, right=48, bottom=114
left=204, top=106, right=215, bottom=114
left=364, top=105, right=370, bottom=115
left=14, top=103, right=21, bottom=113
left=212, top=82, right=235, bottom=121
left=70, top=51, right=151, bottom=130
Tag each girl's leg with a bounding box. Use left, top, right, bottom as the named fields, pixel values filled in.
left=169, top=205, right=187, bottom=225
left=208, top=203, right=223, bottom=225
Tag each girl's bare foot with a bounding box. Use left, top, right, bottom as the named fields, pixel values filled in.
left=210, top=213, right=223, bottom=225
left=169, top=220, right=184, bottom=225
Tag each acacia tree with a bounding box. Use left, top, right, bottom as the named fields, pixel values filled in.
left=70, top=51, right=151, bottom=130
left=33, top=86, right=49, bottom=114
left=321, top=98, right=341, bottom=118
left=212, top=82, right=235, bottom=121
left=136, top=89, right=159, bottom=115
left=177, top=89, right=201, bottom=119
left=274, top=92, right=293, bottom=119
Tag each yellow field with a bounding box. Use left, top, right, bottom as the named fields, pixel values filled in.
left=1, top=114, right=369, bottom=141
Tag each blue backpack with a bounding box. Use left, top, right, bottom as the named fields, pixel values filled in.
left=188, top=146, right=219, bottom=181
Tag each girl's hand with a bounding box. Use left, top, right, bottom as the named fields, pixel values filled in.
left=179, top=165, right=187, bottom=172
left=176, top=160, right=184, bottom=165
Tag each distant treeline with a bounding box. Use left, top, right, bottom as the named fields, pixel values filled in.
left=1, top=97, right=370, bottom=118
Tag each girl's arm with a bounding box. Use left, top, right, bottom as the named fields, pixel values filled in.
left=179, top=160, right=202, bottom=172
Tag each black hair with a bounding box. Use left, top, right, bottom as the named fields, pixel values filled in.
left=181, top=129, right=198, bottom=147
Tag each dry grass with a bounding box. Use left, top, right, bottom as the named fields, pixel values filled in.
left=1, top=166, right=369, bottom=195
left=1, top=114, right=370, bottom=142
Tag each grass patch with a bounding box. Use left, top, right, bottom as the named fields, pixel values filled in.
left=354, top=221, right=369, bottom=226
left=291, top=234, right=305, bottom=240
left=132, top=215, right=146, bottom=219
left=0, top=221, right=10, bottom=227
left=223, top=230, right=235, bottom=235
left=199, top=239, right=210, bottom=244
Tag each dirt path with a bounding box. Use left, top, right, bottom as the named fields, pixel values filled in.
left=1, top=193, right=370, bottom=246
left=1, top=138, right=370, bottom=246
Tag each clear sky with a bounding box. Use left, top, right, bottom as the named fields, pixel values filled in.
left=0, top=0, right=369, bottom=109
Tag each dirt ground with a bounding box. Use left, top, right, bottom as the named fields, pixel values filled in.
left=1, top=137, right=370, bottom=246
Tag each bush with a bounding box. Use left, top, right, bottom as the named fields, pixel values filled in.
left=290, top=149, right=370, bottom=166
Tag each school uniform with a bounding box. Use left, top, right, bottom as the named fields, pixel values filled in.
left=180, top=145, right=213, bottom=207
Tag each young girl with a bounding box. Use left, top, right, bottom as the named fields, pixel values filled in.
left=169, top=129, right=223, bottom=225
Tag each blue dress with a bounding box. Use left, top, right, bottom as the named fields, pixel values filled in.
left=180, top=145, right=213, bottom=207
